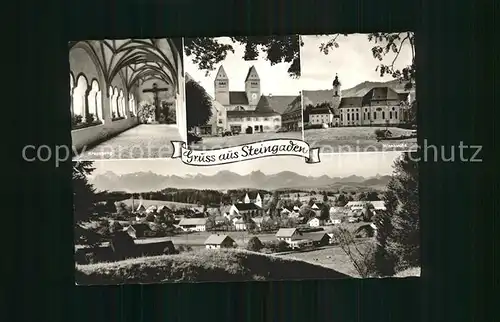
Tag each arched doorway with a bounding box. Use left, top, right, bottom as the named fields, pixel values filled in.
left=88, top=80, right=101, bottom=123
left=245, top=126, right=253, bottom=134
left=73, top=75, right=88, bottom=125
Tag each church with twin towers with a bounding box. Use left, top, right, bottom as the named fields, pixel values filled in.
left=195, top=65, right=302, bottom=136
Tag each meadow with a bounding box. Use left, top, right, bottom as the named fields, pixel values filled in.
left=75, top=248, right=350, bottom=284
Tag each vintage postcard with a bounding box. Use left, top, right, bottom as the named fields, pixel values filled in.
left=72, top=35, right=420, bottom=285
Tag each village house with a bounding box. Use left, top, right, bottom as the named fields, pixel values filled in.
left=275, top=228, right=301, bottom=243
left=309, top=104, right=335, bottom=126
left=204, top=234, right=236, bottom=249
left=136, top=204, right=146, bottom=213
left=307, top=217, right=325, bottom=227
left=122, top=223, right=152, bottom=239
left=234, top=218, right=247, bottom=231
left=345, top=200, right=386, bottom=211
left=178, top=218, right=207, bottom=232
left=157, top=205, right=172, bottom=214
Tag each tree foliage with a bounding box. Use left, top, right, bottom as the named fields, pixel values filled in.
left=73, top=161, right=98, bottom=224
left=246, top=237, right=264, bottom=252
left=184, top=36, right=301, bottom=78
left=185, top=79, right=213, bottom=130
left=319, top=32, right=416, bottom=91
left=374, top=152, right=420, bottom=274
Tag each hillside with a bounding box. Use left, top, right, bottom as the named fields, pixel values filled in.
left=90, top=170, right=392, bottom=193
left=118, top=199, right=199, bottom=210
left=75, top=248, right=350, bottom=284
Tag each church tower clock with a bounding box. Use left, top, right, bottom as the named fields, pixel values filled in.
left=214, top=65, right=229, bottom=106
left=244, top=66, right=261, bottom=107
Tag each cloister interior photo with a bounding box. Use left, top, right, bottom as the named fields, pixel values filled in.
left=69, top=38, right=186, bottom=159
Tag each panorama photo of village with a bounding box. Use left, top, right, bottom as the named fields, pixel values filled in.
left=74, top=151, right=420, bottom=285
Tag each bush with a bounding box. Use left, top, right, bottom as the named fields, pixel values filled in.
left=176, top=245, right=193, bottom=253
left=246, top=237, right=264, bottom=252
left=262, top=240, right=289, bottom=253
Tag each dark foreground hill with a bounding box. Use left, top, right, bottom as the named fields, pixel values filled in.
left=75, top=248, right=351, bottom=284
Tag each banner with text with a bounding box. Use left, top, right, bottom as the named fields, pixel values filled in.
left=171, top=139, right=321, bottom=166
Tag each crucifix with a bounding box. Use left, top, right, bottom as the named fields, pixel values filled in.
left=142, top=83, right=169, bottom=122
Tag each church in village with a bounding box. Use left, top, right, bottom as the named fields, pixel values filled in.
left=194, top=66, right=302, bottom=136
left=303, top=74, right=416, bottom=127
left=69, top=39, right=187, bottom=158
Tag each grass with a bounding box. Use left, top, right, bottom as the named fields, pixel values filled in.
left=394, top=267, right=421, bottom=277
left=278, top=239, right=372, bottom=277
left=75, top=248, right=350, bottom=284
left=190, top=131, right=302, bottom=150
left=304, top=126, right=417, bottom=153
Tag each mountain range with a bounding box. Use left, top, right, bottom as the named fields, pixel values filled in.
left=89, top=170, right=391, bottom=193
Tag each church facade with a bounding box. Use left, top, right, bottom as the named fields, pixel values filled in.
left=196, top=66, right=301, bottom=136
left=303, top=74, right=416, bottom=127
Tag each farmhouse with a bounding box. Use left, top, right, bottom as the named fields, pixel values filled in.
left=275, top=228, right=300, bottom=243
left=309, top=104, right=334, bottom=125
left=178, top=218, right=207, bottom=232
left=345, top=200, right=386, bottom=211
left=307, top=217, right=324, bottom=227
left=234, top=219, right=247, bottom=231
left=122, top=223, right=152, bottom=239
left=204, top=234, right=236, bottom=249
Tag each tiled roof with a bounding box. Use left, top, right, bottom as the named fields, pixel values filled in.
left=369, top=87, right=401, bottom=100
left=309, top=107, right=332, bottom=115
left=267, top=95, right=299, bottom=114
left=178, top=218, right=207, bottom=226
left=255, top=96, right=278, bottom=113
left=234, top=203, right=261, bottom=211
left=282, top=95, right=302, bottom=114
left=204, top=234, right=235, bottom=245
left=338, top=97, right=363, bottom=108
left=276, top=228, right=298, bottom=237
left=251, top=216, right=270, bottom=224
left=302, top=232, right=329, bottom=242
left=229, top=91, right=249, bottom=105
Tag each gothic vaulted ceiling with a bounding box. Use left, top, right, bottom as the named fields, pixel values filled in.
left=69, top=39, right=180, bottom=93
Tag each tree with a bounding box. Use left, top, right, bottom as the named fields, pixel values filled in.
left=185, top=79, right=213, bottom=131
left=184, top=36, right=301, bottom=78
left=330, top=226, right=377, bottom=278
left=373, top=152, right=420, bottom=274
left=246, top=237, right=264, bottom=252
left=322, top=192, right=329, bottom=203
left=318, top=32, right=416, bottom=91
left=319, top=204, right=330, bottom=221
left=205, top=216, right=216, bottom=231
left=335, top=194, right=348, bottom=207
left=73, top=161, right=98, bottom=224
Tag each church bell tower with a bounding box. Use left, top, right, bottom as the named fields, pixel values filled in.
left=332, top=73, right=342, bottom=109
left=245, top=66, right=261, bottom=107
left=214, top=65, right=229, bottom=106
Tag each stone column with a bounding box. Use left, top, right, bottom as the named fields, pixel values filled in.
left=101, top=87, right=112, bottom=124
left=70, top=88, right=75, bottom=118
left=84, top=87, right=91, bottom=122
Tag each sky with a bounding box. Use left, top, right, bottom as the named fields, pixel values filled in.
left=90, top=151, right=402, bottom=178
left=300, top=33, right=414, bottom=90
left=183, top=37, right=302, bottom=97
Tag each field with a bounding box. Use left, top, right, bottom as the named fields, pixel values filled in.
left=75, top=248, right=350, bottom=284
left=304, top=126, right=417, bottom=153
left=277, top=241, right=371, bottom=277
left=190, top=131, right=302, bottom=150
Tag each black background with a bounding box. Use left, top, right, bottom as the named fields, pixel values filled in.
left=12, top=0, right=494, bottom=321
